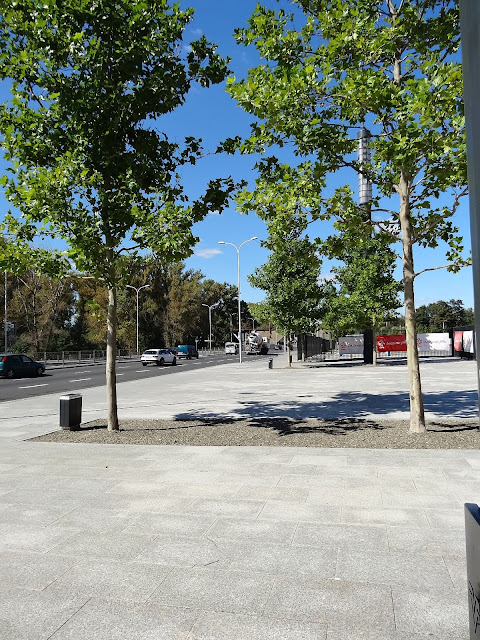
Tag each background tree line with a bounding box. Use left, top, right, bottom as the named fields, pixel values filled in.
left=1, top=258, right=248, bottom=353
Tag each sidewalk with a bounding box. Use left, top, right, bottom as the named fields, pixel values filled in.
left=0, top=357, right=478, bottom=639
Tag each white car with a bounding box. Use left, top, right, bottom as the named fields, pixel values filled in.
left=141, top=349, right=176, bottom=366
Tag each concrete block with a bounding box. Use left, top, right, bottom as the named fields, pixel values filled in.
left=341, top=506, right=430, bottom=528
left=207, top=517, right=297, bottom=544
left=258, top=501, right=341, bottom=524
left=294, top=522, right=388, bottom=552
left=48, top=531, right=157, bottom=561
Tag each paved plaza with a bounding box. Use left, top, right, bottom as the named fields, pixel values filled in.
left=0, top=356, right=478, bottom=639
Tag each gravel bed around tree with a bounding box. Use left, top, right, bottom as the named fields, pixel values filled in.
left=29, top=417, right=480, bottom=449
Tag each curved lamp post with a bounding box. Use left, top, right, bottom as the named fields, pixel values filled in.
left=126, top=283, right=151, bottom=354
left=218, top=237, right=257, bottom=364
left=202, top=300, right=221, bottom=354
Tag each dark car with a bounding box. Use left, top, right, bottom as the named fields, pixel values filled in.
left=0, top=353, right=46, bottom=379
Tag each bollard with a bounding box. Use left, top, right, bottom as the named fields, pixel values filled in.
left=465, top=503, right=480, bottom=639
left=268, top=358, right=273, bottom=369
left=59, top=394, right=82, bottom=430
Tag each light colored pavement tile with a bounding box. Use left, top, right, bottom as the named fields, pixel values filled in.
left=306, top=487, right=382, bottom=507
left=341, top=506, right=430, bottom=528
left=134, top=536, right=234, bottom=570
left=315, top=466, right=379, bottom=479
left=381, top=490, right=459, bottom=508
left=404, top=457, right=472, bottom=469
left=0, top=503, right=77, bottom=527
left=43, top=559, right=171, bottom=603
left=160, top=482, right=244, bottom=499
left=228, top=542, right=337, bottom=580
left=0, top=524, right=81, bottom=553
left=424, top=507, right=465, bottom=529
left=392, top=586, right=469, bottom=639
left=124, top=513, right=217, bottom=537
left=335, top=548, right=453, bottom=590
left=236, top=485, right=309, bottom=502
left=325, top=631, right=463, bottom=640
left=0, top=550, right=77, bottom=591
left=153, top=470, right=224, bottom=484
left=0, top=587, right=88, bottom=640
left=346, top=456, right=406, bottom=467
left=106, top=480, right=175, bottom=495
left=207, top=518, right=298, bottom=544
left=184, top=498, right=265, bottom=518
left=48, top=598, right=198, bottom=640
left=277, top=475, right=346, bottom=489
left=217, top=472, right=283, bottom=486
left=442, top=554, right=468, bottom=590
left=258, top=501, right=341, bottom=524
left=50, top=477, right=120, bottom=493
left=377, top=467, right=447, bottom=479
left=149, top=567, right=275, bottom=614
left=288, top=455, right=349, bottom=467
left=386, top=526, right=466, bottom=556
left=48, top=531, right=157, bottom=561
left=108, top=495, right=196, bottom=514
left=51, top=507, right=138, bottom=532
left=294, top=522, right=389, bottom=552
left=342, top=476, right=416, bottom=491
left=264, top=577, right=395, bottom=632
left=188, top=611, right=327, bottom=640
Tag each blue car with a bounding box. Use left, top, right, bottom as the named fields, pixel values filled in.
left=0, top=353, right=46, bottom=379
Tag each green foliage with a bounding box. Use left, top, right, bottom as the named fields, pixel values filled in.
left=415, top=299, right=474, bottom=333
left=228, top=0, right=469, bottom=272
left=0, top=0, right=236, bottom=286
left=249, top=233, right=326, bottom=335
left=321, top=225, right=402, bottom=338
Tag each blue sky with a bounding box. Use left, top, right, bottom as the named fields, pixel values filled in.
left=0, top=0, right=474, bottom=310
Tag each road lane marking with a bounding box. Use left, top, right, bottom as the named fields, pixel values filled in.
left=18, top=383, right=49, bottom=389
left=116, top=373, right=125, bottom=376
left=136, top=370, right=149, bottom=372
left=69, top=378, right=91, bottom=382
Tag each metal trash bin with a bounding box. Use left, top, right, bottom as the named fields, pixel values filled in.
left=465, top=503, right=480, bottom=639
left=268, top=358, right=273, bottom=369
left=59, top=393, right=82, bottom=430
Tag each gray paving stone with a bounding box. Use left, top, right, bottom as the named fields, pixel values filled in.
left=134, top=536, right=234, bottom=570
left=0, top=503, right=78, bottom=527
left=124, top=513, right=217, bottom=536
left=288, top=454, right=349, bottom=467
left=105, top=480, right=176, bottom=495
left=277, top=474, right=346, bottom=489
left=0, top=550, right=77, bottom=591
left=380, top=490, right=459, bottom=508
left=207, top=517, right=298, bottom=544
left=335, top=548, right=453, bottom=590
left=228, top=541, right=337, bottom=580
left=48, top=598, right=198, bottom=640
left=424, top=506, right=465, bottom=529
left=0, top=586, right=88, bottom=640
left=109, top=495, right=196, bottom=514
left=258, top=501, right=341, bottom=524
left=386, top=526, right=466, bottom=556
left=293, top=522, right=389, bottom=552
left=377, top=466, right=446, bottom=479
left=184, top=498, right=265, bottom=518
left=217, top=472, right=283, bottom=486
left=341, top=506, right=430, bottom=528
left=43, top=558, right=172, bottom=603
left=188, top=611, right=327, bottom=639
left=391, top=585, right=469, bottom=638
left=51, top=507, right=138, bottom=532
left=165, top=482, right=244, bottom=499
left=148, top=567, right=275, bottom=614
left=0, top=524, right=81, bottom=553
left=442, top=554, right=468, bottom=590
left=235, top=485, right=309, bottom=502
left=264, top=577, right=395, bottom=631
left=306, top=487, right=383, bottom=507
left=48, top=530, right=157, bottom=561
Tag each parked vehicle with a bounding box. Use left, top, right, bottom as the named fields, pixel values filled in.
left=224, top=342, right=239, bottom=355
left=140, top=348, right=176, bottom=366
left=177, top=345, right=199, bottom=359
left=0, top=353, right=46, bottom=378
left=245, top=332, right=270, bottom=355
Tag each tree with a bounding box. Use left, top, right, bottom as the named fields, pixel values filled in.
left=0, top=0, right=236, bottom=430
left=416, top=298, right=474, bottom=332
left=229, top=0, right=468, bottom=432
left=321, top=225, right=402, bottom=362
left=249, top=232, right=326, bottom=367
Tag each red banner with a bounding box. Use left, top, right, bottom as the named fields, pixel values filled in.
left=376, top=334, right=407, bottom=352
left=454, top=331, right=463, bottom=352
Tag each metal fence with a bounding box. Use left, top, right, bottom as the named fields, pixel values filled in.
left=32, top=350, right=136, bottom=366
left=307, top=349, right=451, bottom=362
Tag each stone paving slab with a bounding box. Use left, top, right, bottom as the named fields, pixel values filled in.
left=0, top=358, right=478, bottom=638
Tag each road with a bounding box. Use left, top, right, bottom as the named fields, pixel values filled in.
left=0, top=352, right=280, bottom=403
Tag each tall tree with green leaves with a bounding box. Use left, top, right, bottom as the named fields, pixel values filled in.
left=0, top=0, right=236, bottom=430
left=229, top=0, right=468, bottom=432
left=249, top=232, right=326, bottom=367
left=321, top=224, right=402, bottom=362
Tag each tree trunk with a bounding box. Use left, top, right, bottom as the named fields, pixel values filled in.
left=106, top=285, right=119, bottom=431
left=372, top=327, right=377, bottom=366
left=398, top=170, right=426, bottom=433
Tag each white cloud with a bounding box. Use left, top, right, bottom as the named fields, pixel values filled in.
left=194, top=248, right=222, bottom=259
left=191, top=28, right=203, bottom=37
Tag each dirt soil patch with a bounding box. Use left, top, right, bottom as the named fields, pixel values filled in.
left=29, top=417, right=480, bottom=449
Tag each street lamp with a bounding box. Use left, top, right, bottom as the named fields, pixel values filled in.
left=218, top=236, right=257, bottom=364
left=126, top=283, right=151, bottom=354
left=202, top=300, right=221, bottom=354
left=249, top=317, right=256, bottom=331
